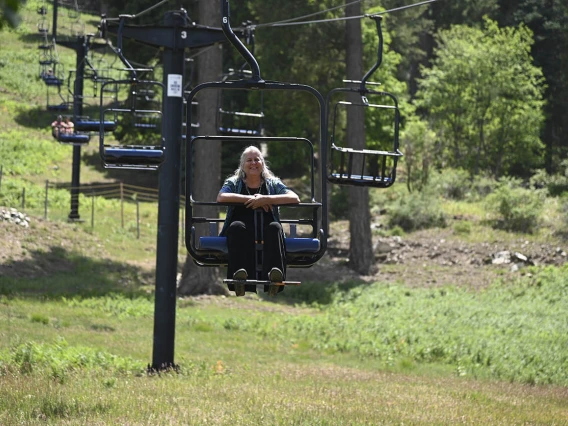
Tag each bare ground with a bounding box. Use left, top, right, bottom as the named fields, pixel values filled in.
left=1, top=211, right=567, bottom=290
left=288, top=220, right=568, bottom=289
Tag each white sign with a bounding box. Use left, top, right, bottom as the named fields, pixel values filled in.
left=167, top=74, right=182, bottom=98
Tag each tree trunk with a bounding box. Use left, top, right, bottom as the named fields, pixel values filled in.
left=178, top=1, right=227, bottom=296
left=345, top=1, right=374, bottom=275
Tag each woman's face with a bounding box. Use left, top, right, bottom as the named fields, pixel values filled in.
left=243, top=149, right=263, bottom=178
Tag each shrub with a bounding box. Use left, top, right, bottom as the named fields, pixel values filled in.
left=531, top=160, right=568, bottom=196
left=453, top=221, right=472, bottom=235
left=387, top=190, right=446, bottom=232
left=469, top=174, right=497, bottom=200
left=485, top=177, right=544, bottom=233
left=430, top=169, right=472, bottom=200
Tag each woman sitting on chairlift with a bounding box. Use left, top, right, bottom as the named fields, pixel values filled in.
left=217, top=145, right=300, bottom=296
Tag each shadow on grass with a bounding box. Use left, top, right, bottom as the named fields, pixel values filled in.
left=275, top=279, right=368, bottom=306
left=18, top=32, right=48, bottom=43
left=0, top=245, right=154, bottom=298
left=13, top=105, right=55, bottom=130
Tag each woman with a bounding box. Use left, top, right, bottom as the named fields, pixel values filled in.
left=217, top=145, right=300, bottom=296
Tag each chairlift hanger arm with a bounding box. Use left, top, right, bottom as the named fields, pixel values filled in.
left=360, top=15, right=383, bottom=93
left=221, top=0, right=262, bottom=82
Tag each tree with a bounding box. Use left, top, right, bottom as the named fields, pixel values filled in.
left=345, top=1, right=374, bottom=275
left=415, top=19, right=545, bottom=178
left=497, top=0, right=568, bottom=173
left=177, top=0, right=227, bottom=296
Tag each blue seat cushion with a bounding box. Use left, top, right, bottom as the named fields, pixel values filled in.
left=104, top=147, right=164, bottom=165
left=58, top=133, right=90, bottom=144
left=75, top=121, right=116, bottom=132
left=199, top=236, right=320, bottom=254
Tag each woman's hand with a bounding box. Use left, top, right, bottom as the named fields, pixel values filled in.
left=244, top=194, right=271, bottom=212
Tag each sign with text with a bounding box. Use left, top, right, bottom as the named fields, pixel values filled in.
left=167, top=74, right=182, bottom=98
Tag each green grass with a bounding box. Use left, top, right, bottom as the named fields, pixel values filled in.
left=1, top=278, right=568, bottom=424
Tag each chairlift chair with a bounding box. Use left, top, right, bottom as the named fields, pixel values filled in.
left=185, top=0, right=328, bottom=295
left=217, top=70, right=264, bottom=137
left=46, top=75, right=70, bottom=111
left=38, top=21, right=49, bottom=34
left=216, top=24, right=265, bottom=137
left=326, top=15, right=403, bottom=188
left=99, top=79, right=165, bottom=170
left=97, top=16, right=166, bottom=170
left=51, top=116, right=90, bottom=145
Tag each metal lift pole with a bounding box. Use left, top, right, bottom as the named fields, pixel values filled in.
left=68, top=37, right=87, bottom=221
left=105, top=10, right=232, bottom=370
left=151, top=10, right=187, bottom=370
left=52, top=0, right=58, bottom=38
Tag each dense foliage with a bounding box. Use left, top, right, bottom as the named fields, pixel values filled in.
left=51, top=0, right=561, bottom=182
left=415, top=19, right=545, bottom=178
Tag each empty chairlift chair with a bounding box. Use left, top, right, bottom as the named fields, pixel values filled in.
left=216, top=27, right=265, bottom=137
left=327, top=15, right=403, bottom=189
left=99, top=79, right=165, bottom=170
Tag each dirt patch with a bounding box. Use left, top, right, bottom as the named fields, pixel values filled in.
left=1, top=210, right=567, bottom=290
left=288, top=221, right=568, bottom=289
left=0, top=209, right=110, bottom=279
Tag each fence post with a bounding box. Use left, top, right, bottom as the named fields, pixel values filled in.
left=0, top=165, right=3, bottom=192
left=120, top=181, right=124, bottom=228
left=44, top=180, right=49, bottom=219
left=91, top=191, right=95, bottom=229
left=136, top=199, right=140, bottom=239
left=21, top=188, right=25, bottom=211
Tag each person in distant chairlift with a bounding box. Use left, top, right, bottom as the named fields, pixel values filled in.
left=217, top=145, right=300, bottom=297
left=51, top=115, right=67, bottom=138
left=63, top=116, right=74, bottom=134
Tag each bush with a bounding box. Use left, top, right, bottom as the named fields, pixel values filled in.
left=453, top=220, right=472, bottom=235
left=387, top=190, right=446, bottom=232
left=430, top=169, right=471, bottom=200
left=531, top=160, right=568, bottom=196
left=485, top=177, right=544, bottom=233
left=469, top=174, right=497, bottom=200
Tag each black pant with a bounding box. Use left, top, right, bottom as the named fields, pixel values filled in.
left=226, top=220, right=286, bottom=282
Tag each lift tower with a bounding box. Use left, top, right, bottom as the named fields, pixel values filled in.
left=105, top=9, right=230, bottom=370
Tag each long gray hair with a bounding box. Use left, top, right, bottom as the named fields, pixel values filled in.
left=232, top=145, right=275, bottom=181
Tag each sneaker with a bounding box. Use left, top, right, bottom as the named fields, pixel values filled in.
left=233, top=269, right=248, bottom=281
left=268, top=268, right=283, bottom=282
left=233, top=269, right=247, bottom=297
left=268, top=268, right=283, bottom=297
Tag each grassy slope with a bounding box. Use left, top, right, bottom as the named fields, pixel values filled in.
left=1, top=2, right=567, bottom=425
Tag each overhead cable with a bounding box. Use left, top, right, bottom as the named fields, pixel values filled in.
left=259, top=0, right=437, bottom=29
left=255, top=0, right=365, bottom=28
left=106, top=0, right=172, bottom=21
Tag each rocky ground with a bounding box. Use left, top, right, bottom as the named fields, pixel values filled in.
left=288, top=221, right=568, bottom=289
left=2, top=209, right=567, bottom=290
